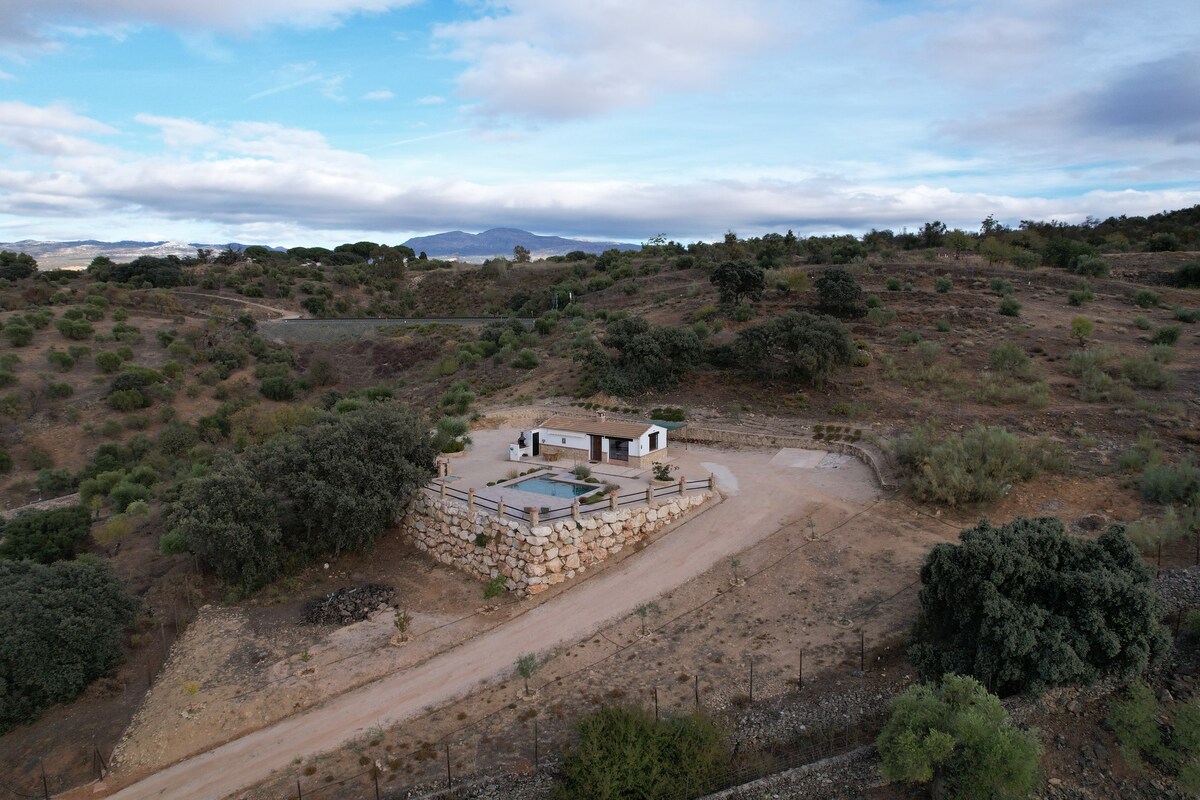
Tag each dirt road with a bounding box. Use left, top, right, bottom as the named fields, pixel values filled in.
left=172, top=291, right=300, bottom=320
left=101, top=445, right=879, bottom=800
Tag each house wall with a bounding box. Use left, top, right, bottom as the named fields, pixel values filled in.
left=533, top=424, right=669, bottom=463
left=401, top=489, right=714, bottom=596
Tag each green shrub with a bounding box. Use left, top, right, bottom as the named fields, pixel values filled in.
left=47, top=382, right=73, bottom=399
left=93, top=351, right=122, bottom=373
left=554, top=706, right=728, bottom=800
left=988, top=342, right=1032, bottom=376
left=1173, top=261, right=1200, bottom=287
left=1173, top=306, right=1200, bottom=323
left=1133, top=315, right=1152, bottom=330
left=867, top=307, right=896, bottom=327
left=55, top=318, right=94, bottom=340
left=878, top=675, right=1040, bottom=798
left=259, top=375, right=297, bottom=401
left=886, top=276, right=902, bottom=291
left=0, top=372, right=16, bottom=388
left=1141, top=458, right=1199, bottom=504
left=0, top=506, right=91, bottom=563
left=989, top=277, right=1013, bottom=296
left=1151, top=326, right=1181, bottom=345
left=106, top=388, right=149, bottom=411
left=911, top=517, right=1168, bottom=694
left=998, top=297, right=1021, bottom=316
left=108, top=481, right=151, bottom=513
left=1150, top=344, right=1174, bottom=364
left=935, top=320, right=951, bottom=332
left=1072, top=255, right=1109, bottom=277
left=3, top=323, right=34, bottom=346
left=34, top=468, right=75, bottom=495
left=0, top=450, right=11, bottom=472
left=893, top=425, right=1061, bottom=507
left=511, top=348, right=538, bottom=369
left=46, top=350, right=74, bottom=371
left=934, top=275, right=952, bottom=293
left=1121, top=356, right=1174, bottom=390
left=865, top=294, right=882, bottom=308
left=1133, top=289, right=1160, bottom=308
left=0, top=561, right=138, bottom=733
left=1067, top=286, right=1094, bottom=306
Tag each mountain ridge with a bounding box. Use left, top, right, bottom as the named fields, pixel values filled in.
left=402, top=228, right=639, bottom=260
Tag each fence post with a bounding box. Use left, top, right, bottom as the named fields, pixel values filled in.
left=374, top=769, right=381, bottom=800
left=799, top=648, right=803, bottom=690
left=678, top=475, right=687, bottom=497
left=440, top=480, right=446, bottom=500
left=40, top=760, right=49, bottom=800
left=468, top=488, right=475, bottom=516
left=708, top=473, right=715, bottom=491
left=297, top=778, right=303, bottom=799
left=572, top=498, right=581, bottom=523
left=646, top=485, right=654, bottom=507
left=694, top=674, right=700, bottom=713
left=529, top=506, right=539, bottom=527
left=445, top=742, right=452, bottom=790
left=497, top=498, right=505, bottom=520
left=609, top=491, right=618, bottom=511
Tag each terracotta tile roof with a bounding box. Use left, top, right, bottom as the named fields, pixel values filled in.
left=537, top=415, right=658, bottom=440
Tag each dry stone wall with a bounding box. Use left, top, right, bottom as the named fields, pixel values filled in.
left=401, top=490, right=712, bottom=596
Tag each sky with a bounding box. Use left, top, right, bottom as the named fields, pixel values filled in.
left=1, top=0, right=1199, bottom=247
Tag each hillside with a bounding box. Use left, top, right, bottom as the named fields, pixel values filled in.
left=0, top=225, right=1196, bottom=799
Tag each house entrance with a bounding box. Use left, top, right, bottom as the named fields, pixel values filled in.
left=609, top=438, right=630, bottom=462
left=531, top=431, right=540, bottom=456
left=589, top=435, right=602, bottom=461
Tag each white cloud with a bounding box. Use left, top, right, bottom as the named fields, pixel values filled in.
left=416, top=95, right=445, bottom=105
left=2, top=0, right=420, bottom=43
left=0, top=101, right=114, bottom=134
left=4, top=108, right=1197, bottom=242
left=434, top=0, right=790, bottom=120
left=363, top=90, right=395, bottom=101
left=0, top=72, right=14, bottom=81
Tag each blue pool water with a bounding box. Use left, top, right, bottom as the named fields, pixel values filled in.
left=512, top=477, right=592, bottom=498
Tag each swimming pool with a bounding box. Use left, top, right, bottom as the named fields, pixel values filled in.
left=511, top=476, right=592, bottom=499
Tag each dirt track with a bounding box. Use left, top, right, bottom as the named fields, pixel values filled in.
left=96, top=444, right=879, bottom=800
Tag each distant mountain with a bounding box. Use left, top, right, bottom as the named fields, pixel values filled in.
left=0, top=240, right=284, bottom=270
left=403, top=228, right=639, bottom=261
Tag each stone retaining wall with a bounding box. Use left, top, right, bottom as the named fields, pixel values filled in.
left=401, top=490, right=713, bottom=596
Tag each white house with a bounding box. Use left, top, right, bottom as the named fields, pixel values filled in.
left=515, top=414, right=668, bottom=468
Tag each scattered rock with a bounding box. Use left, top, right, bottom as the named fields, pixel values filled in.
left=302, top=584, right=395, bottom=625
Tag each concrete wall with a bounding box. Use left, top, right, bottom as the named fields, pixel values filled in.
left=401, top=489, right=713, bottom=596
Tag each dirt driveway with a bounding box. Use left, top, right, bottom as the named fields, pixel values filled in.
left=98, top=443, right=881, bottom=800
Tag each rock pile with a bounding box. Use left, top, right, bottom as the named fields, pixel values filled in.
left=302, top=584, right=395, bottom=625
